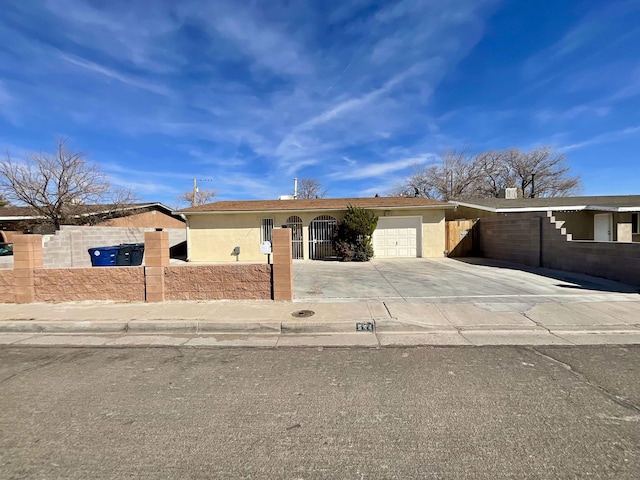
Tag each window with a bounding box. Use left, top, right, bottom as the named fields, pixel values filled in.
left=633, top=213, right=640, bottom=234
left=261, top=218, right=274, bottom=243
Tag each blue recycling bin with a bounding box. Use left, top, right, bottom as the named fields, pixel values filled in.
left=88, top=246, right=120, bottom=266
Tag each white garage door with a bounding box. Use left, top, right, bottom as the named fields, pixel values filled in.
left=373, top=217, right=421, bottom=258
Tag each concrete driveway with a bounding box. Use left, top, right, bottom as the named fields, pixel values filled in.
left=293, top=257, right=639, bottom=303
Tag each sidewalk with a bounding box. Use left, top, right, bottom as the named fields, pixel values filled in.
left=1, top=299, right=640, bottom=348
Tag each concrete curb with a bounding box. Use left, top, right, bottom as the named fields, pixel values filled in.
left=2, top=330, right=640, bottom=348
left=0, top=320, right=284, bottom=335
left=2, top=319, right=640, bottom=339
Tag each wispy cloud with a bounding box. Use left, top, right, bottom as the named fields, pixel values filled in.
left=58, top=53, right=169, bottom=95
left=0, top=82, right=11, bottom=105
left=330, top=154, right=435, bottom=180
left=535, top=104, right=610, bottom=123
left=559, top=125, right=640, bottom=152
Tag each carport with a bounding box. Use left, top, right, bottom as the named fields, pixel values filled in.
left=293, top=258, right=638, bottom=302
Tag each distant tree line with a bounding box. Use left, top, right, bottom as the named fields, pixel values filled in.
left=393, top=146, right=581, bottom=201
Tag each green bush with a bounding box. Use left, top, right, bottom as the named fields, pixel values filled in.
left=333, top=205, right=378, bottom=262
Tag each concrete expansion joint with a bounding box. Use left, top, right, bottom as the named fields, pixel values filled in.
left=520, top=312, right=580, bottom=345
left=521, top=312, right=552, bottom=333
left=527, top=347, right=640, bottom=414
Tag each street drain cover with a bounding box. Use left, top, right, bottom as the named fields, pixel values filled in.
left=292, top=310, right=315, bottom=318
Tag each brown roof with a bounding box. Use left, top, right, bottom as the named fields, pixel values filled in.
left=177, top=197, right=452, bottom=213
left=0, top=203, right=174, bottom=219
left=457, top=195, right=640, bottom=211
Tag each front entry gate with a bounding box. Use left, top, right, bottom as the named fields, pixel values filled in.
left=309, top=215, right=337, bottom=260
left=285, top=215, right=303, bottom=259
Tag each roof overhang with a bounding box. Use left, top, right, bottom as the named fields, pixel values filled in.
left=0, top=202, right=179, bottom=221
left=455, top=201, right=640, bottom=213
left=175, top=204, right=454, bottom=215
left=0, top=216, right=40, bottom=221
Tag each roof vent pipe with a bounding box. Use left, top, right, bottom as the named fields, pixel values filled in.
left=294, top=178, right=298, bottom=199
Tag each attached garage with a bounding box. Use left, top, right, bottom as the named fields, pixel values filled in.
left=373, top=216, right=421, bottom=258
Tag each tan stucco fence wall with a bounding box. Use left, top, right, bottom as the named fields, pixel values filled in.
left=478, top=212, right=640, bottom=287
left=187, top=208, right=446, bottom=262
left=1, top=231, right=293, bottom=304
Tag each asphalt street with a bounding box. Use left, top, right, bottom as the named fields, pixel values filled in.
left=1, top=346, right=639, bottom=479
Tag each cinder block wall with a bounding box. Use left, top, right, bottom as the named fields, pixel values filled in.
left=478, top=213, right=640, bottom=287
left=34, top=267, right=145, bottom=302
left=476, top=213, right=542, bottom=266
left=42, top=226, right=186, bottom=268
left=164, top=264, right=271, bottom=300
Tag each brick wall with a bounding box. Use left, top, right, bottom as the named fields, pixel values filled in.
left=0, top=270, right=14, bottom=303
left=42, top=226, right=186, bottom=268
left=34, top=267, right=145, bottom=302
left=478, top=212, right=640, bottom=287
left=2, top=230, right=293, bottom=304
left=164, top=264, right=271, bottom=300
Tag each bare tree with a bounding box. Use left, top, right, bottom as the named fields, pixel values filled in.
left=0, top=194, right=8, bottom=207
left=177, top=189, right=217, bottom=207
left=297, top=178, right=326, bottom=199
left=394, top=146, right=581, bottom=200
left=502, top=146, right=580, bottom=198
left=0, top=139, right=137, bottom=229
left=393, top=150, right=481, bottom=201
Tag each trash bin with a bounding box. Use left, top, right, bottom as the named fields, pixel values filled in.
left=88, top=246, right=119, bottom=266
left=129, top=243, right=145, bottom=266
left=116, top=243, right=145, bottom=266
left=0, top=243, right=13, bottom=256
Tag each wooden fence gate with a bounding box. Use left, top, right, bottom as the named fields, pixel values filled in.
left=445, top=219, right=477, bottom=257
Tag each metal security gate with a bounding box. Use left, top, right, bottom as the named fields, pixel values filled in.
left=285, top=215, right=303, bottom=259
left=309, top=215, right=337, bottom=260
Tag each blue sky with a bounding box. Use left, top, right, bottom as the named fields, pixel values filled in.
left=1, top=0, right=639, bottom=206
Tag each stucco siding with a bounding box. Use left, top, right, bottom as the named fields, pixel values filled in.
left=553, top=211, right=594, bottom=240
left=189, top=213, right=263, bottom=262
left=188, top=210, right=347, bottom=262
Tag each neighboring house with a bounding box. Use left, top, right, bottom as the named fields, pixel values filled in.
left=0, top=202, right=184, bottom=241
left=176, top=197, right=453, bottom=262
left=449, top=195, right=640, bottom=243
left=0, top=203, right=187, bottom=268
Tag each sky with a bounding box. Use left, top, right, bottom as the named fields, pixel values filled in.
left=0, top=0, right=639, bottom=206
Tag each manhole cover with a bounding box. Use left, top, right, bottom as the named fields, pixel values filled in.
left=291, top=310, right=315, bottom=318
